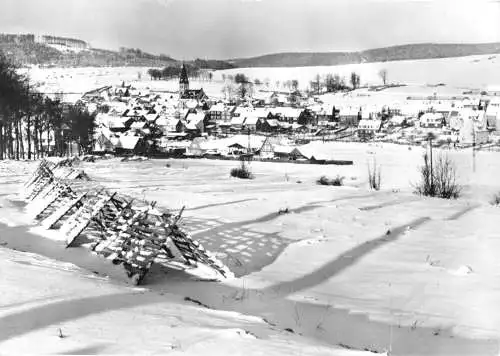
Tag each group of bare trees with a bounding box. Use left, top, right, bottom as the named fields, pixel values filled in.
left=308, top=72, right=360, bottom=94
left=0, top=54, right=95, bottom=160
left=147, top=65, right=214, bottom=82
left=221, top=73, right=256, bottom=102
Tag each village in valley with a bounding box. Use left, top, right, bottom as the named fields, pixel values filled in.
left=3, top=0, right=500, bottom=355
left=74, top=63, right=500, bottom=162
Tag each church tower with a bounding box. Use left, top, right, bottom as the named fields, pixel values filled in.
left=179, top=63, right=189, bottom=94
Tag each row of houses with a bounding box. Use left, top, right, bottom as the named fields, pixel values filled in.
left=80, top=66, right=500, bottom=154
left=185, top=135, right=310, bottom=161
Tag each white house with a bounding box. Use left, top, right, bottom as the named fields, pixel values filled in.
left=486, top=98, right=500, bottom=130
left=419, top=113, right=445, bottom=129
left=357, top=119, right=382, bottom=139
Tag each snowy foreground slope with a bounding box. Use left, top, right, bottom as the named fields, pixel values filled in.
left=0, top=159, right=372, bottom=355
left=2, top=142, right=500, bottom=355
left=0, top=248, right=368, bottom=355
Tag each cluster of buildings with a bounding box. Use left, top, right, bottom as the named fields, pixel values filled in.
left=35, top=35, right=90, bottom=51
left=0, top=33, right=90, bottom=51
left=80, top=64, right=500, bottom=158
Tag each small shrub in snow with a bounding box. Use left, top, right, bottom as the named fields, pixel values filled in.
left=414, top=153, right=461, bottom=199
left=367, top=159, right=382, bottom=191
left=490, top=192, right=500, bottom=206
left=230, top=162, right=254, bottom=179
left=317, top=175, right=344, bottom=186
left=278, top=207, right=289, bottom=214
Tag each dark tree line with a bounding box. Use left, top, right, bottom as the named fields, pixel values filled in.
left=0, top=53, right=96, bottom=160
left=309, top=72, right=361, bottom=94
left=148, top=63, right=217, bottom=82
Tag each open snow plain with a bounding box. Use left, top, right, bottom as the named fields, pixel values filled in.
left=2, top=142, right=500, bottom=355
left=24, top=54, right=500, bottom=102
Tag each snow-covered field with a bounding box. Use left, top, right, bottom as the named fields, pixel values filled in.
left=23, top=54, right=500, bottom=103
left=2, top=142, right=500, bottom=355
left=217, top=54, right=500, bottom=90
left=0, top=248, right=371, bottom=356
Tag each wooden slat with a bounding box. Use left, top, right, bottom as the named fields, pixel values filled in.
left=64, top=194, right=113, bottom=247
left=41, top=192, right=87, bottom=229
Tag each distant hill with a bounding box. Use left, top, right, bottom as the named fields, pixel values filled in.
left=4, top=34, right=499, bottom=70
left=0, top=34, right=177, bottom=67
left=230, top=43, right=500, bottom=68
left=0, top=33, right=235, bottom=69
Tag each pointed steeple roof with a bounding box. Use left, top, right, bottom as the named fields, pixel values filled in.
left=179, top=63, right=189, bottom=85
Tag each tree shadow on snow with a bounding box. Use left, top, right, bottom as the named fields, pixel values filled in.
left=57, top=344, right=109, bottom=355
left=0, top=292, right=164, bottom=343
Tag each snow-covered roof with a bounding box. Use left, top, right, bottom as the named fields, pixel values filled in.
left=185, top=122, right=199, bottom=130
left=252, top=108, right=271, bottom=118
left=117, top=135, right=141, bottom=150
left=230, top=116, right=245, bottom=125
left=130, top=121, right=147, bottom=129
left=267, top=119, right=279, bottom=127
left=420, top=113, right=444, bottom=122
left=209, top=103, right=226, bottom=112
left=358, top=119, right=382, bottom=130
left=269, top=107, right=302, bottom=118
left=125, top=109, right=148, bottom=117
left=107, top=117, right=129, bottom=129
left=460, top=109, right=484, bottom=120
left=273, top=145, right=295, bottom=154
left=186, top=112, right=205, bottom=124
left=339, top=107, right=359, bottom=116
left=156, top=116, right=179, bottom=127
left=233, top=106, right=252, bottom=116
left=243, top=116, right=259, bottom=125
left=390, top=115, right=406, bottom=125
left=145, top=113, right=159, bottom=122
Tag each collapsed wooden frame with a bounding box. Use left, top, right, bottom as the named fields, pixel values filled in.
left=23, top=160, right=234, bottom=284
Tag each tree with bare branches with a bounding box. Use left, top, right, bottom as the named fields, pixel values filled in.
left=378, top=68, right=388, bottom=85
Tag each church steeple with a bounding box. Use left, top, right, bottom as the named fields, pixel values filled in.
left=179, top=63, right=189, bottom=94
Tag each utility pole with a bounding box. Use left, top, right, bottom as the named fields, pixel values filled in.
left=472, top=122, right=476, bottom=173
left=247, top=127, right=251, bottom=154
left=427, top=132, right=435, bottom=193
left=429, top=136, right=433, bottom=191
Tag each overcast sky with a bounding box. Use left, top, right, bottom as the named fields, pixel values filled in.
left=1, top=0, right=499, bottom=59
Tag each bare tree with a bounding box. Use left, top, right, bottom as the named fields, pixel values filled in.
left=378, top=68, right=388, bottom=85
left=350, top=72, right=361, bottom=90
left=222, top=82, right=236, bottom=101
left=310, top=74, right=322, bottom=95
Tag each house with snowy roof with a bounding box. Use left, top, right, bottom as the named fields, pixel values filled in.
left=459, top=111, right=489, bottom=145
left=257, top=136, right=307, bottom=160
left=230, top=116, right=246, bottom=132
left=338, top=107, right=360, bottom=126
left=114, top=133, right=148, bottom=154
left=156, top=116, right=186, bottom=134
left=486, top=98, right=500, bottom=130
left=256, top=118, right=279, bottom=133
left=185, top=112, right=206, bottom=135
left=419, top=112, right=445, bottom=129
left=207, top=103, right=226, bottom=120
left=268, top=107, right=302, bottom=123
left=242, top=115, right=259, bottom=132
left=93, top=128, right=115, bottom=153
left=357, top=119, right=382, bottom=140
